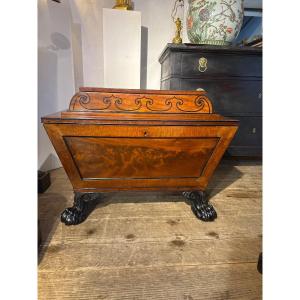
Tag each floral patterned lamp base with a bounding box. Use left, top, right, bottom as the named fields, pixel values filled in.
left=186, top=0, right=244, bottom=45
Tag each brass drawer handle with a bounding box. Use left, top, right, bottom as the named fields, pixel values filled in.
left=198, top=57, right=207, bottom=72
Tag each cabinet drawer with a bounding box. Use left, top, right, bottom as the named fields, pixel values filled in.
left=227, top=116, right=262, bottom=156
left=178, top=78, right=262, bottom=115
left=179, top=52, right=262, bottom=78
left=230, top=116, right=262, bottom=147
left=226, top=145, right=262, bottom=157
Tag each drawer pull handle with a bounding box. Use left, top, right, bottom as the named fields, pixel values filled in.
left=252, top=128, right=256, bottom=134
left=198, top=57, right=207, bottom=72
left=144, top=131, right=148, bottom=137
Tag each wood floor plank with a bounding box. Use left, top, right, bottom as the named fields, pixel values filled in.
left=39, top=198, right=261, bottom=224
left=39, top=264, right=262, bottom=300
left=38, top=189, right=262, bottom=221
left=43, top=213, right=261, bottom=246
left=38, top=161, right=262, bottom=300
left=39, top=237, right=261, bottom=271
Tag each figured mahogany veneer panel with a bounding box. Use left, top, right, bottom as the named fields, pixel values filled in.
left=64, top=137, right=219, bottom=180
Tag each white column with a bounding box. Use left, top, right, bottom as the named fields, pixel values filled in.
left=103, top=8, right=141, bottom=89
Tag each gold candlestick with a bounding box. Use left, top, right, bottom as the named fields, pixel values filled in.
left=171, top=0, right=184, bottom=44
left=113, top=0, right=132, bottom=10
left=172, top=18, right=182, bottom=44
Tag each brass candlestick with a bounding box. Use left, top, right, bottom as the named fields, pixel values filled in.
left=113, top=0, right=132, bottom=10
left=171, top=0, right=184, bottom=44
left=172, top=18, right=182, bottom=44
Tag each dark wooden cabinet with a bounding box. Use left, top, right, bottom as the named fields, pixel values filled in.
left=159, top=44, right=262, bottom=157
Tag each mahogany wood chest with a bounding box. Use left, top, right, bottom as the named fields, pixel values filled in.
left=42, top=87, right=238, bottom=225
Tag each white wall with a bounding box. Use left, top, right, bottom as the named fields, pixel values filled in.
left=38, top=0, right=75, bottom=170
left=38, top=0, right=114, bottom=171
left=133, top=0, right=262, bottom=89
left=39, top=0, right=262, bottom=171
left=134, top=0, right=188, bottom=89
left=69, top=0, right=115, bottom=87
left=38, top=0, right=187, bottom=170
left=70, top=0, right=186, bottom=89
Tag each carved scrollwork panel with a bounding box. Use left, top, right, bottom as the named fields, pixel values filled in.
left=69, top=92, right=212, bottom=113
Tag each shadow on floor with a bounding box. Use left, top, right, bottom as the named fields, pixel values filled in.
left=206, top=163, right=244, bottom=198
left=37, top=158, right=261, bottom=257
left=38, top=192, right=68, bottom=264
left=86, top=159, right=258, bottom=211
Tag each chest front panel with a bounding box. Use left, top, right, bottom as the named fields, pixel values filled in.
left=44, top=123, right=237, bottom=192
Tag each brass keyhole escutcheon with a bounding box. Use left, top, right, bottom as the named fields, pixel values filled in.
left=198, top=57, right=208, bottom=72
left=144, top=131, right=148, bottom=137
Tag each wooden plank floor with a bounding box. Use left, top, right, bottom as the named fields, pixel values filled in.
left=38, top=159, right=262, bottom=300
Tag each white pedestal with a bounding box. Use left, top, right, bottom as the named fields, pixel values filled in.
left=103, top=8, right=141, bottom=89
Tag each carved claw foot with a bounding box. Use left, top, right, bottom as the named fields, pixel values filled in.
left=183, top=191, right=217, bottom=222
left=61, top=193, right=101, bottom=226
